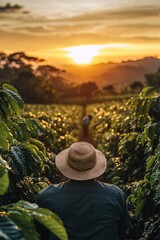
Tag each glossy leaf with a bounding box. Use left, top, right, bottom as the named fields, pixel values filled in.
left=2, top=201, right=68, bottom=240
left=0, top=216, right=25, bottom=240
left=0, top=165, right=9, bottom=195
left=32, top=208, right=68, bottom=240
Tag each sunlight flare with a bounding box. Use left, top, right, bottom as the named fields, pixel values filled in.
left=64, top=45, right=102, bottom=64
left=64, top=44, right=131, bottom=64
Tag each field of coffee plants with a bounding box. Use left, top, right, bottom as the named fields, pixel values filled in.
left=87, top=87, right=160, bottom=239
left=0, top=83, right=160, bottom=239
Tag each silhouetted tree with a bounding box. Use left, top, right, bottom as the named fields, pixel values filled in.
left=13, top=66, right=41, bottom=103
left=145, top=67, right=160, bottom=87
left=130, top=81, right=143, bottom=92
left=79, top=81, right=98, bottom=101
left=0, top=52, right=67, bottom=103
left=103, top=85, right=115, bottom=95
left=61, top=83, right=79, bottom=98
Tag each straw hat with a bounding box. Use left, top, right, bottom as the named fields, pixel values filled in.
left=55, top=142, right=107, bottom=180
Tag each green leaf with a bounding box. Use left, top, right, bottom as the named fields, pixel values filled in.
left=0, top=155, right=11, bottom=170
left=32, top=208, right=68, bottom=240
left=16, top=201, right=38, bottom=210
left=25, top=118, right=42, bottom=138
left=0, top=216, right=25, bottom=240
left=10, top=146, right=27, bottom=178
left=129, top=96, right=139, bottom=108
left=0, top=230, right=10, bottom=240
left=2, top=84, right=19, bottom=95
left=0, top=165, right=9, bottom=195
left=141, top=132, right=146, bottom=146
left=0, top=121, right=11, bottom=152
left=22, top=142, right=45, bottom=167
left=30, top=138, right=46, bottom=154
left=146, top=156, right=156, bottom=172
left=139, top=87, right=155, bottom=98
left=2, top=201, right=68, bottom=240
left=135, top=99, right=143, bottom=117
left=135, top=199, right=145, bottom=216
left=22, top=142, right=40, bottom=158
left=1, top=89, right=23, bottom=115
left=19, top=122, right=31, bottom=141
left=155, top=187, right=160, bottom=201
left=2, top=84, right=24, bottom=110
left=0, top=97, right=12, bottom=118
left=5, top=89, right=24, bottom=110
left=9, top=211, right=38, bottom=240
left=154, top=143, right=160, bottom=158
left=19, top=146, right=41, bottom=176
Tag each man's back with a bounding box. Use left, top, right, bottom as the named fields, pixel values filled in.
left=37, top=179, right=128, bottom=240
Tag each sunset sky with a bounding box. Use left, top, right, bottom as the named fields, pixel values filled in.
left=0, top=0, right=160, bottom=66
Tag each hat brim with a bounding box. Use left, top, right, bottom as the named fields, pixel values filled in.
left=55, top=148, right=107, bottom=181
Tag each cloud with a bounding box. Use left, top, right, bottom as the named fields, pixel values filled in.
left=130, top=36, right=160, bottom=43
left=0, top=3, right=23, bottom=13
left=110, top=23, right=160, bottom=31
left=13, top=26, right=54, bottom=34
left=1, top=27, right=160, bottom=51
left=103, top=23, right=160, bottom=37
left=55, top=5, right=160, bottom=22
left=0, top=2, right=160, bottom=64
left=1, top=4, right=159, bottom=40
left=1, top=4, right=160, bottom=32
left=0, top=30, right=107, bottom=49
left=11, top=22, right=99, bottom=35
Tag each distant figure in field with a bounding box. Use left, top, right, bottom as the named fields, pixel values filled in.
left=37, top=141, right=129, bottom=240
left=81, top=114, right=93, bottom=138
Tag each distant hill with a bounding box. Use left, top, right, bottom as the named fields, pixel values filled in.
left=64, top=57, right=160, bottom=88
left=95, top=65, right=149, bottom=88
left=120, top=57, right=160, bottom=70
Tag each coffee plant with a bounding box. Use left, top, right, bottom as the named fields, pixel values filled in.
left=88, top=87, right=160, bottom=239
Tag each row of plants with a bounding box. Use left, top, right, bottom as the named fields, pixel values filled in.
left=0, top=84, right=82, bottom=239
left=88, top=88, right=160, bottom=239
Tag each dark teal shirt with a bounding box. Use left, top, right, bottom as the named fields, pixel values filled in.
left=37, top=180, right=129, bottom=240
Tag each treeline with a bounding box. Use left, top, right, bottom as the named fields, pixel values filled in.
left=0, top=52, right=98, bottom=103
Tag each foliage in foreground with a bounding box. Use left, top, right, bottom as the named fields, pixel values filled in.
left=0, top=83, right=84, bottom=239
left=0, top=165, right=68, bottom=240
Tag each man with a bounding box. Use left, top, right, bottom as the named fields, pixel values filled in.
left=37, top=142, right=129, bottom=240
left=81, top=115, right=93, bottom=138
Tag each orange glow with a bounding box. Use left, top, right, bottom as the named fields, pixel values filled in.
left=63, top=44, right=131, bottom=64
left=64, top=45, right=102, bottom=64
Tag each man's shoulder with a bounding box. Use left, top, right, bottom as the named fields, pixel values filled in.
left=97, top=182, right=125, bottom=197
left=37, top=182, right=65, bottom=203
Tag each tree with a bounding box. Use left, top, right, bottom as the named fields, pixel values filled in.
left=103, top=85, right=115, bottom=95
left=145, top=67, right=160, bottom=87
left=0, top=52, right=67, bottom=103
left=79, top=81, right=98, bottom=100
left=130, top=81, right=143, bottom=92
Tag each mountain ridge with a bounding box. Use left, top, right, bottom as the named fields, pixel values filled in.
left=63, top=56, right=160, bottom=88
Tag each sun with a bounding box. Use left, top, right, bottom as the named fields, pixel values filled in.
left=63, top=43, right=131, bottom=64
left=64, top=45, right=103, bottom=64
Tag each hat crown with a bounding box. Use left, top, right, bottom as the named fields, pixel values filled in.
left=67, top=142, right=96, bottom=171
